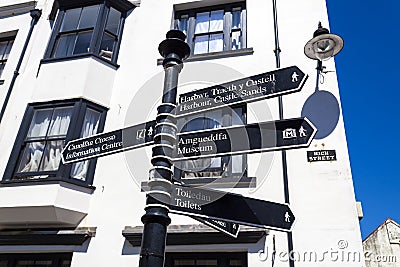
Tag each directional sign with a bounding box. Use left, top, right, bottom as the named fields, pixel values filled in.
left=62, top=120, right=156, bottom=164
left=192, top=217, right=240, bottom=238
left=176, top=66, right=307, bottom=116
left=174, top=117, right=316, bottom=161
left=141, top=181, right=240, bottom=237
left=148, top=184, right=295, bottom=231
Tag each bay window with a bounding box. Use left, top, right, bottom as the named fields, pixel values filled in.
left=44, top=0, right=135, bottom=64
left=2, top=99, right=107, bottom=186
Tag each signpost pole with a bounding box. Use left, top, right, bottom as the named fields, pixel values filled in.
left=139, top=30, right=190, bottom=267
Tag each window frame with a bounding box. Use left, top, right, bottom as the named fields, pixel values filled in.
left=0, top=32, right=16, bottom=82
left=174, top=2, right=247, bottom=56
left=165, top=252, right=248, bottom=267
left=0, top=253, right=72, bottom=267
left=2, top=99, right=107, bottom=187
left=43, top=0, right=133, bottom=65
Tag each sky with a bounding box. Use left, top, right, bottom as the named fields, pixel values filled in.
left=326, top=0, right=400, bottom=239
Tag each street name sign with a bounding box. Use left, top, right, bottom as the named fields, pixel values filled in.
left=176, top=66, right=307, bottom=116
left=61, top=120, right=156, bottom=164
left=192, top=217, right=240, bottom=238
left=148, top=184, right=295, bottom=231
left=174, top=117, right=316, bottom=161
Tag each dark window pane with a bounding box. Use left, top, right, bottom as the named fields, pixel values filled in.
left=195, top=12, right=210, bottom=34
left=232, top=9, right=241, bottom=29
left=105, top=7, right=121, bottom=35
left=231, top=30, right=241, bottom=50
left=48, top=107, right=73, bottom=136
left=61, top=7, right=81, bottom=31
left=0, top=63, right=5, bottom=78
left=27, top=109, right=53, bottom=138
left=0, top=41, right=6, bottom=57
left=71, top=108, right=101, bottom=181
left=209, top=33, right=223, bottom=52
left=3, top=40, right=13, bottom=59
left=80, top=108, right=101, bottom=137
left=61, top=260, right=71, bottom=267
left=53, top=34, right=77, bottom=57
left=78, top=5, right=100, bottom=29
left=209, top=10, right=223, bottom=31
left=16, top=260, right=53, bottom=267
left=99, top=33, right=115, bottom=59
left=0, top=260, right=7, bottom=267
left=174, top=259, right=195, bottom=266
left=229, top=259, right=243, bottom=267
left=16, top=141, right=45, bottom=173
left=38, top=140, right=65, bottom=171
left=73, top=31, right=93, bottom=54
left=193, top=35, right=209, bottom=54
left=197, top=259, right=217, bottom=267
left=177, top=15, right=188, bottom=36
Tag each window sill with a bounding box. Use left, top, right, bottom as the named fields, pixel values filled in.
left=40, top=53, right=120, bottom=70
left=0, top=177, right=96, bottom=192
left=181, top=176, right=256, bottom=188
left=0, top=228, right=96, bottom=246
left=123, top=224, right=266, bottom=246
left=157, top=48, right=254, bottom=65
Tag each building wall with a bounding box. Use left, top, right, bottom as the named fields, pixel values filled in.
left=363, top=219, right=400, bottom=267
left=0, top=0, right=364, bottom=266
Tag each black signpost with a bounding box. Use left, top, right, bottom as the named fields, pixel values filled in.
left=59, top=31, right=314, bottom=267
left=176, top=66, right=307, bottom=116
left=148, top=184, right=295, bottom=231
left=174, top=117, right=316, bottom=161
left=61, top=120, right=156, bottom=164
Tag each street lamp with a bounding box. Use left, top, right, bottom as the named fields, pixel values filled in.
left=301, top=22, right=343, bottom=140
left=304, top=22, right=343, bottom=61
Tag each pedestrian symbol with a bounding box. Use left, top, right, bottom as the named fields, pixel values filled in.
left=292, top=72, right=299, bottom=82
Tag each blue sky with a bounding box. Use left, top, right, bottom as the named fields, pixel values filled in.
left=326, top=0, right=399, bottom=238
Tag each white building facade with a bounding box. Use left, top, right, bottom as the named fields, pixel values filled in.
left=0, top=0, right=364, bottom=266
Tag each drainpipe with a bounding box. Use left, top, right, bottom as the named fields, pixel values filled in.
left=271, top=1, right=295, bottom=267
left=0, top=9, right=42, bottom=124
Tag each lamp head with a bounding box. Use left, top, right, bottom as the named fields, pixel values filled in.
left=304, top=22, right=344, bottom=61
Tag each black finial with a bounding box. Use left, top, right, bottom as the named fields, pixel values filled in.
left=313, top=22, right=329, bottom=37
left=158, top=30, right=190, bottom=65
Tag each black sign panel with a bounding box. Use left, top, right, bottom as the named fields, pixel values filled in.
left=176, top=66, right=307, bottom=116
left=151, top=184, right=295, bottom=231
left=174, top=117, right=316, bottom=161
left=307, top=150, right=337, bottom=162
left=61, top=120, right=156, bottom=164
left=192, top=217, right=240, bottom=238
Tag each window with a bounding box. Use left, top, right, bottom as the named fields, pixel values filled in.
left=175, top=105, right=247, bottom=180
left=174, top=2, right=246, bottom=55
left=3, top=99, right=107, bottom=186
left=0, top=34, right=15, bottom=79
left=165, top=252, right=247, bottom=267
left=0, top=253, right=71, bottom=267
left=44, top=0, right=135, bottom=64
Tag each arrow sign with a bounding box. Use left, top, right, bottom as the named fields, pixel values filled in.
left=61, top=120, right=156, bottom=164
left=174, top=117, right=316, bottom=161
left=176, top=66, right=307, bottom=116
left=192, top=217, right=240, bottom=238
left=149, top=184, right=295, bottom=231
